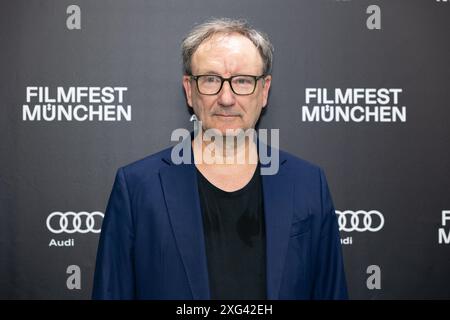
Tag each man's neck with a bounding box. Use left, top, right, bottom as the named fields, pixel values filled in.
left=192, top=132, right=258, bottom=170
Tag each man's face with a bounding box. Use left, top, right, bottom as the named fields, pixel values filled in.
left=183, top=33, right=271, bottom=135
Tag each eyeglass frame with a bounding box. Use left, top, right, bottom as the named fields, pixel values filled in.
left=189, top=74, right=267, bottom=96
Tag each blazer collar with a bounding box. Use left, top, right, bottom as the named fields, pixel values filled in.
left=159, top=131, right=293, bottom=299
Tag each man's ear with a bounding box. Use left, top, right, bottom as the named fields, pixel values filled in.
left=182, top=75, right=193, bottom=108
left=261, top=75, right=272, bottom=108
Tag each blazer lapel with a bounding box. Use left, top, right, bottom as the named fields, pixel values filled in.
left=261, top=153, right=294, bottom=300
left=159, top=157, right=210, bottom=299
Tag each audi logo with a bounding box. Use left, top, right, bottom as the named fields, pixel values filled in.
left=336, top=210, right=384, bottom=232
left=46, top=211, right=104, bottom=234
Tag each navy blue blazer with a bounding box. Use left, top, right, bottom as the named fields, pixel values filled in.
left=92, top=143, right=348, bottom=300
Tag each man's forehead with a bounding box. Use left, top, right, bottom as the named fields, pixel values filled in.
left=192, top=33, right=263, bottom=73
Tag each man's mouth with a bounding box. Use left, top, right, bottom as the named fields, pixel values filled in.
left=214, top=114, right=240, bottom=117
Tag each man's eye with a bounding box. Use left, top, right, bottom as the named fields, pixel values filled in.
left=235, top=78, right=252, bottom=85
left=205, top=76, right=218, bottom=83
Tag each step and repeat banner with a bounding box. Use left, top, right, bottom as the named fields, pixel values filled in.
left=1, top=0, right=449, bottom=299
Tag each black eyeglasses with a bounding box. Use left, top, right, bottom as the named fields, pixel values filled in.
left=190, top=74, right=266, bottom=96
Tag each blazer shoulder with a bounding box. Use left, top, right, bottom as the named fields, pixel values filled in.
left=279, top=149, right=322, bottom=175
left=118, top=146, right=172, bottom=181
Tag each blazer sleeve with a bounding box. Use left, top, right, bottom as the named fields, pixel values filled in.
left=92, top=168, right=135, bottom=299
left=311, top=168, right=349, bottom=299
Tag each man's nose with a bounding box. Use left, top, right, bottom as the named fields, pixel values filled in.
left=217, top=80, right=236, bottom=107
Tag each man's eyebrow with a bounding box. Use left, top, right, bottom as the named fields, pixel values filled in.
left=197, top=70, right=221, bottom=75
left=196, top=71, right=254, bottom=76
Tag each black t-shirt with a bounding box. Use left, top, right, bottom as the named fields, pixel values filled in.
left=196, top=166, right=267, bottom=300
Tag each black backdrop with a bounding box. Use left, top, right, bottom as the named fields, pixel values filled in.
left=1, top=0, right=449, bottom=299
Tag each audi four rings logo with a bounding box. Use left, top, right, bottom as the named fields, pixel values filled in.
left=336, top=210, right=384, bottom=232
left=46, top=211, right=104, bottom=234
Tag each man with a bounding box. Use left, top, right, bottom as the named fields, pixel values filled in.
left=92, top=18, right=348, bottom=300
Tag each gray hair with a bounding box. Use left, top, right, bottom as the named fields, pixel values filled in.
left=181, top=18, right=274, bottom=76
